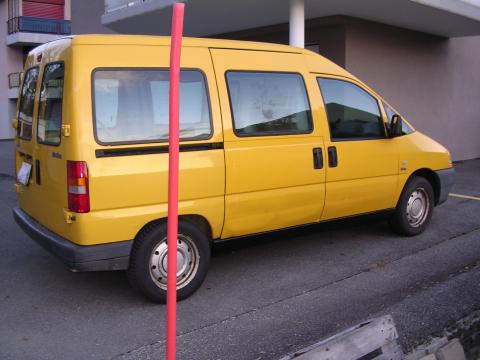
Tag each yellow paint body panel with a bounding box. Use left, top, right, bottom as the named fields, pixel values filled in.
left=14, top=35, right=452, bottom=249
left=16, top=38, right=225, bottom=246
left=393, top=131, right=452, bottom=204
left=221, top=136, right=326, bottom=237
left=321, top=138, right=399, bottom=220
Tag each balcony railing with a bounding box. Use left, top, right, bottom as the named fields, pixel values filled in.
left=8, top=72, right=22, bottom=89
left=7, top=16, right=71, bottom=35
left=105, top=0, right=145, bottom=13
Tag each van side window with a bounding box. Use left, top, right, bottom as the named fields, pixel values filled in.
left=18, top=67, right=39, bottom=140
left=37, top=62, right=64, bottom=146
left=93, top=69, right=212, bottom=145
left=226, top=72, right=312, bottom=136
left=382, top=102, right=414, bottom=135
left=318, top=78, right=385, bottom=140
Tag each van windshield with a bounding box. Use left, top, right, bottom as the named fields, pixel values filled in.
left=93, top=69, right=212, bottom=144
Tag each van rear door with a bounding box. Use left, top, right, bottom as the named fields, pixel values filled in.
left=16, top=61, right=68, bottom=234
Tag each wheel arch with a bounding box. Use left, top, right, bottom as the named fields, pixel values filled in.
left=407, top=168, right=441, bottom=205
left=134, top=214, right=214, bottom=243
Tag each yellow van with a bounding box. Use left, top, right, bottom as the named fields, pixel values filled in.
left=12, top=35, right=454, bottom=302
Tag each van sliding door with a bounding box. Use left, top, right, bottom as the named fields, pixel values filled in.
left=210, top=48, right=326, bottom=238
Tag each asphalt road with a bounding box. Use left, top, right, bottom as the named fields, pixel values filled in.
left=1, top=140, right=479, bottom=360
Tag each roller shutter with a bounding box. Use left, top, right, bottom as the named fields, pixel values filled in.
left=23, top=0, right=65, bottom=19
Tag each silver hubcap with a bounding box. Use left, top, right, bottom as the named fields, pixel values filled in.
left=149, top=234, right=200, bottom=290
left=406, top=187, right=430, bottom=227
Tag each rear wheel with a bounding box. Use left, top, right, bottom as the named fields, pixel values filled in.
left=127, top=220, right=211, bottom=303
left=389, top=176, right=434, bottom=236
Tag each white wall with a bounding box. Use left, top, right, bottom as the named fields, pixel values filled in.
left=448, top=36, right=480, bottom=161
left=0, top=0, right=25, bottom=140
left=0, top=0, right=12, bottom=140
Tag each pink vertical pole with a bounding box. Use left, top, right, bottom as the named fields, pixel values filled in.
left=167, top=3, right=184, bottom=360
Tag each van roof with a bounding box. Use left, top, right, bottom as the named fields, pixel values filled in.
left=30, top=35, right=355, bottom=82
left=68, top=34, right=304, bottom=53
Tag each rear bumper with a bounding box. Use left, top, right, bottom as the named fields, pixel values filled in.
left=12, top=207, right=132, bottom=271
left=436, top=168, right=455, bottom=205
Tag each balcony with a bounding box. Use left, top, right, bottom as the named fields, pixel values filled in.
left=8, top=72, right=22, bottom=100
left=6, top=16, right=71, bottom=46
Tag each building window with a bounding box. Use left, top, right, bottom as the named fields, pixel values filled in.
left=93, top=69, right=212, bottom=145
left=18, top=67, right=39, bottom=141
left=318, top=78, right=385, bottom=140
left=226, top=71, right=312, bottom=137
left=37, top=62, right=64, bottom=146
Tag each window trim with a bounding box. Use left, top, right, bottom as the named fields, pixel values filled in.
left=225, top=70, right=314, bottom=138
left=17, top=66, right=39, bottom=141
left=36, top=61, right=65, bottom=147
left=317, top=76, right=387, bottom=142
left=91, top=67, right=214, bottom=146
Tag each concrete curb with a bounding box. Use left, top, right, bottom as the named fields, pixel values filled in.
left=280, top=316, right=470, bottom=360
left=407, top=338, right=466, bottom=360
left=280, top=315, right=403, bottom=360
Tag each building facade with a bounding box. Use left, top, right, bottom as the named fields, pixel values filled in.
left=0, top=0, right=71, bottom=140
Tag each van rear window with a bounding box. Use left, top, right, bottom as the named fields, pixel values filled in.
left=18, top=67, right=39, bottom=140
left=93, top=69, right=212, bottom=145
left=37, top=62, right=64, bottom=146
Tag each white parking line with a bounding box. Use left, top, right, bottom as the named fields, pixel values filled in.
left=449, top=193, right=480, bottom=201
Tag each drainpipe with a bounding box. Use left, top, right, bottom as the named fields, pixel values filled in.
left=289, top=0, right=305, bottom=48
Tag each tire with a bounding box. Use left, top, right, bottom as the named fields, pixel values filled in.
left=127, top=220, right=211, bottom=303
left=389, top=175, right=435, bottom=236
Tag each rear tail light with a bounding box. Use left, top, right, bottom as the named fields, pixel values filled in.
left=67, top=161, right=90, bottom=213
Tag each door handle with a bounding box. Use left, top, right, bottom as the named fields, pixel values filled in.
left=328, top=146, right=338, bottom=167
left=35, top=159, right=41, bottom=184
left=313, top=147, right=323, bottom=169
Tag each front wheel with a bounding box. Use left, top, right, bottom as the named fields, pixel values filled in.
left=389, top=176, right=434, bottom=236
left=127, top=220, right=211, bottom=303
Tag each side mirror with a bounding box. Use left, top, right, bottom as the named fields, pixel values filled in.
left=389, top=114, right=403, bottom=138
